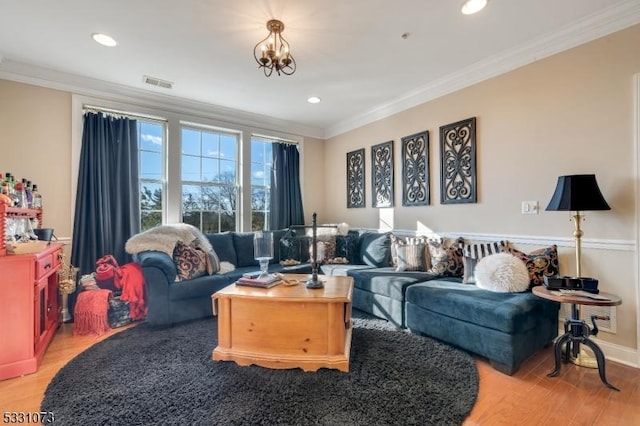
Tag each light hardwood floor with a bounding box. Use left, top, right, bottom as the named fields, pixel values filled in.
left=1, top=323, right=639, bottom=425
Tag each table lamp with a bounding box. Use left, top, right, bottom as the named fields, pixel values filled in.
left=545, top=174, right=610, bottom=366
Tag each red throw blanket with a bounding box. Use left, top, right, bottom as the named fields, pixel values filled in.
left=116, top=263, right=147, bottom=320
left=74, top=289, right=112, bottom=336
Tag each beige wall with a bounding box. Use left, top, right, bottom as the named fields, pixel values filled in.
left=300, top=136, right=326, bottom=222
left=0, top=81, right=72, bottom=239
left=324, top=25, right=640, bottom=354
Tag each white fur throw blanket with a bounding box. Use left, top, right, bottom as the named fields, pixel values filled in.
left=125, top=223, right=213, bottom=257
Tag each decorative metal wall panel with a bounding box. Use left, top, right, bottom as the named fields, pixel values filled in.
left=401, top=131, right=429, bottom=206
left=346, top=148, right=366, bottom=208
left=371, top=141, right=394, bottom=208
left=440, top=117, right=477, bottom=204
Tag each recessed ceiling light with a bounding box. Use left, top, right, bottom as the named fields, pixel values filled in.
left=461, top=0, right=488, bottom=15
left=307, top=96, right=321, bottom=104
left=92, top=33, right=118, bottom=47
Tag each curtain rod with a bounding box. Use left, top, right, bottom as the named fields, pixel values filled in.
left=83, top=104, right=167, bottom=122
left=252, top=132, right=299, bottom=146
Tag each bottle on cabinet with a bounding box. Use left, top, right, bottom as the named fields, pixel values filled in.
left=32, top=184, right=42, bottom=209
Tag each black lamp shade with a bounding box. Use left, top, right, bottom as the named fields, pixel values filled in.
left=546, top=174, right=611, bottom=211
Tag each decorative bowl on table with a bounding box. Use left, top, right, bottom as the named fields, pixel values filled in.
left=279, top=259, right=301, bottom=266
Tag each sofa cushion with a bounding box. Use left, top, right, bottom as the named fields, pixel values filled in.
left=233, top=232, right=261, bottom=267
left=347, top=267, right=439, bottom=300
left=405, top=279, right=556, bottom=334
left=207, top=232, right=237, bottom=265
left=357, top=232, right=392, bottom=267
left=320, top=264, right=374, bottom=277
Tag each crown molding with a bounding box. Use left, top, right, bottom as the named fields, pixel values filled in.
left=325, top=0, right=640, bottom=139
left=0, top=59, right=325, bottom=139
left=2, top=1, right=640, bottom=141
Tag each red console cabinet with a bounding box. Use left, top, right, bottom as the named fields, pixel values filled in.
left=0, top=243, right=62, bottom=380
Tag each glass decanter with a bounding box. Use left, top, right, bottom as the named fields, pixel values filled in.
left=253, top=231, right=274, bottom=279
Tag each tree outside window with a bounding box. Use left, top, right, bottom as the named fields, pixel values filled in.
left=138, top=120, right=165, bottom=231
left=250, top=136, right=273, bottom=231
left=181, top=127, right=238, bottom=232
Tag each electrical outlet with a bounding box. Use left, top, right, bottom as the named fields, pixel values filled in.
left=521, top=201, right=538, bottom=215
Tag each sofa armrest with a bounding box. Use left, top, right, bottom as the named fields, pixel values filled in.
left=134, top=251, right=177, bottom=283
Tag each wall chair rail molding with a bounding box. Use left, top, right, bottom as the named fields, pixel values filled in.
left=346, top=148, right=366, bottom=208
left=437, top=232, right=635, bottom=252
left=371, top=140, right=394, bottom=208
left=440, top=117, right=477, bottom=204
left=401, top=131, right=430, bottom=207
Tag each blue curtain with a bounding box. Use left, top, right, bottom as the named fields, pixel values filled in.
left=69, top=112, right=139, bottom=315
left=270, top=143, right=304, bottom=229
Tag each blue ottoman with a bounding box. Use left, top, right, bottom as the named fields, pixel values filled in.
left=405, top=279, right=559, bottom=374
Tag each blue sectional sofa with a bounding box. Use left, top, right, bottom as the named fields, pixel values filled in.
left=134, top=230, right=310, bottom=327
left=135, top=228, right=560, bottom=374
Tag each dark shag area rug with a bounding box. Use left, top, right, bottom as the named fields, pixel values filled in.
left=42, top=312, right=478, bottom=425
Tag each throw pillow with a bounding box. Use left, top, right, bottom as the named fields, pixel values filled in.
left=503, top=245, right=559, bottom=287
left=173, top=240, right=208, bottom=281
left=394, top=242, right=427, bottom=272
left=206, top=232, right=237, bottom=265
left=426, top=238, right=464, bottom=277
left=474, top=253, right=530, bottom=293
left=233, top=232, right=260, bottom=267
left=460, top=240, right=507, bottom=283
left=318, top=236, right=337, bottom=263
left=357, top=232, right=392, bottom=267
left=335, top=231, right=359, bottom=264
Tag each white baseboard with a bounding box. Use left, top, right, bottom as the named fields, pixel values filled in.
left=588, top=337, right=639, bottom=369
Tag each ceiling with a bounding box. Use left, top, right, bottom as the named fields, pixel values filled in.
left=1, top=0, right=640, bottom=138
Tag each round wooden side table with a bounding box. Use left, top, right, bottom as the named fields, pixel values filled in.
left=532, top=286, right=622, bottom=391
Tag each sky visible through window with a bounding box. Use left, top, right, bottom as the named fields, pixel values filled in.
left=137, top=120, right=278, bottom=232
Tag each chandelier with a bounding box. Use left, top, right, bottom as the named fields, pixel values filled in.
left=253, top=19, right=296, bottom=77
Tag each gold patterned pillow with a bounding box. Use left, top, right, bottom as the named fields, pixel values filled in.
left=426, top=238, right=464, bottom=277
left=503, top=245, right=559, bottom=288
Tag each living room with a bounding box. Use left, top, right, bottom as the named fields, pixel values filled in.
left=1, top=1, right=640, bottom=424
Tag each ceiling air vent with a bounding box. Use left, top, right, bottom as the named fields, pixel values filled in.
left=143, top=75, right=173, bottom=89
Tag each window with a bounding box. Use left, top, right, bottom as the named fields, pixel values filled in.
left=138, top=120, right=165, bottom=231
left=181, top=126, right=238, bottom=233
left=250, top=136, right=273, bottom=231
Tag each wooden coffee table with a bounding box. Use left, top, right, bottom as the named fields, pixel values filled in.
left=211, top=274, right=354, bottom=372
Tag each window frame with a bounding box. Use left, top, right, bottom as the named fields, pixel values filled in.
left=180, top=124, right=241, bottom=233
